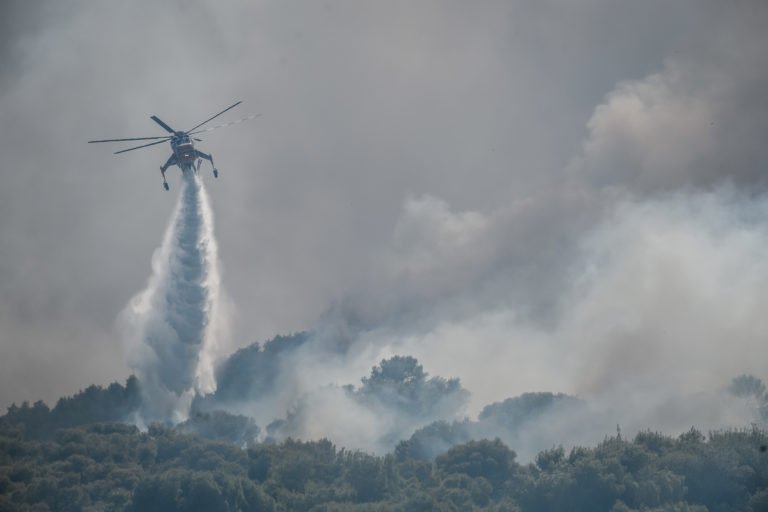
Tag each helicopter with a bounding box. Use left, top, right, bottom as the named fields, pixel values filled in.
left=88, top=101, right=258, bottom=190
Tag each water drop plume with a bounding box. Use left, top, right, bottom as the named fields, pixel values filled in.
left=120, top=169, right=228, bottom=424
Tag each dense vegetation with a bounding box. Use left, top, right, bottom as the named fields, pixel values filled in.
left=2, top=339, right=767, bottom=511
left=1, top=414, right=766, bottom=511
left=2, top=378, right=141, bottom=442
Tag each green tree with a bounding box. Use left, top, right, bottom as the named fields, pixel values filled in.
left=436, top=439, right=518, bottom=497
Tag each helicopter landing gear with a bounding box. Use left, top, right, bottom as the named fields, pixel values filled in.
left=209, top=155, right=218, bottom=179
left=161, top=167, right=169, bottom=191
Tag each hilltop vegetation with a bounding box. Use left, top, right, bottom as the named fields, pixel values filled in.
left=3, top=333, right=768, bottom=511
left=1, top=417, right=767, bottom=511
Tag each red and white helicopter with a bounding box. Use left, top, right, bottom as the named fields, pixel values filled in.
left=89, top=101, right=258, bottom=190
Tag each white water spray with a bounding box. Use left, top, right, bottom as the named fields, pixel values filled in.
left=121, top=169, right=228, bottom=424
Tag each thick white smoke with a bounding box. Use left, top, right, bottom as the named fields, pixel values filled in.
left=120, top=169, right=228, bottom=424
left=225, top=188, right=765, bottom=458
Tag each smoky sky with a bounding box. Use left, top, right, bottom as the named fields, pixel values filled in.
left=1, top=0, right=768, bottom=418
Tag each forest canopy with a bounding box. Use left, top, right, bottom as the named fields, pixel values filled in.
left=2, top=368, right=768, bottom=511
left=1, top=417, right=767, bottom=511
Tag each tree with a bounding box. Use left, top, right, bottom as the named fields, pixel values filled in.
left=729, top=375, right=766, bottom=400
left=436, top=439, right=518, bottom=496
left=353, top=356, right=469, bottom=420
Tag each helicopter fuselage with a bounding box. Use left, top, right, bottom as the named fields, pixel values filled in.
left=159, top=133, right=216, bottom=189
left=170, top=132, right=197, bottom=167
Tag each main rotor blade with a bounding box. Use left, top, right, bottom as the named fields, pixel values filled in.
left=114, top=139, right=169, bottom=154
left=186, top=101, right=242, bottom=133
left=150, top=115, right=176, bottom=134
left=89, top=135, right=171, bottom=143
left=189, top=113, right=261, bottom=135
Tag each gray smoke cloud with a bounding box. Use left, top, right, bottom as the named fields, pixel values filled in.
left=194, top=0, right=768, bottom=452
left=208, top=187, right=766, bottom=457
left=120, top=170, right=228, bottom=424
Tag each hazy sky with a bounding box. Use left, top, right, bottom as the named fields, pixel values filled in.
left=1, top=0, right=767, bottom=415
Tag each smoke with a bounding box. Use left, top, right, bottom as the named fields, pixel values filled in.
left=227, top=2, right=768, bottom=454
left=260, top=355, right=471, bottom=454
left=192, top=186, right=768, bottom=457
left=120, top=169, right=228, bottom=424
left=344, top=188, right=768, bottom=453
left=102, top=1, right=768, bottom=455
left=109, top=173, right=767, bottom=457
